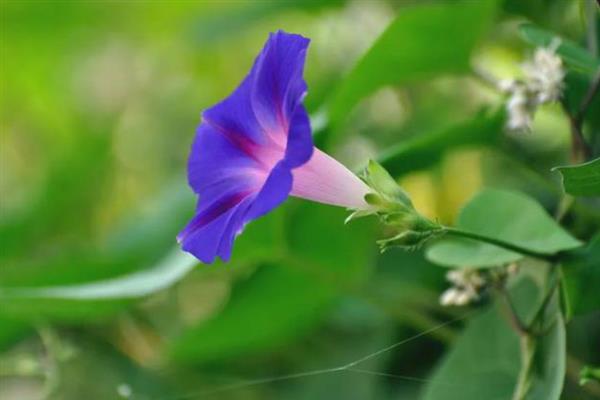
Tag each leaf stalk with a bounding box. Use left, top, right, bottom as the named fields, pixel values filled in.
left=442, top=227, right=558, bottom=262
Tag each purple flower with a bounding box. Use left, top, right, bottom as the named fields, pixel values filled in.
left=178, top=31, right=371, bottom=263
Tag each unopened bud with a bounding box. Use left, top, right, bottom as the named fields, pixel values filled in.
left=378, top=229, right=437, bottom=252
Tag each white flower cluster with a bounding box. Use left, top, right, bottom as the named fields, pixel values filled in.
left=439, top=269, right=485, bottom=306
left=500, top=42, right=565, bottom=131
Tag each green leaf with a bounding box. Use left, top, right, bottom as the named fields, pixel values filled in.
left=558, top=268, right=572, bottom=322
left=0, top=182, right=198, bottom=320
left=378, top=109, right=505, bottom=177
left=0, top=248, right=197, bottom=301
left=424, top=285, right=566, bottom=400
left=553, top=158, right=600, bottom=197
left=423, top=306, right=518, bottom=400
left=171, top=204, right=376, bottom=363
left=0, top=317, right=29, bottom=350
left=427, top=237, right=523, bottom=268
left=0, top=249, right=199, bottom=321
left=286, top=203, right=377, bottom=286
left=426, top=189, right=582, bottom=268
left=0, top=132, right=114, bottom=261
left=189, top=0, right=344, bottom=44
left=519, top=23, right=600, bottom=74
left=528, top=316, right=566, bottom=400
left=276, top=300, right=391, bottom=400
left=171, top=264, right=335, bottom=363
left=561, top=235, right=600, bottom=315
left=327, top=0, right=497, bottom=131
left=0, top=182, right=287, bottom=323
left=52, top=332, right=173, bottom=399
left=225, top=203, right=288, bottom=263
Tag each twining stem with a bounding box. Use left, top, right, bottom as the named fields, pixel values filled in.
left=492, top=284, right=537, bottom=400
left=495, top=287, right=530, bottom=336
left=560, top=3, right=598, bottom=161
left=513, top=334, right=536, bottom=400
left=442, top=227, right=556, bottom=262
left=562, top=2, right=599, bottom=161
left=490, top=283, right=540, bottom=400
left=576, top=70, right=600, bottom=123
left=444, top=223, right=560, bottom=400
left=562, top=69, right=600, bottom=162
left=530, top=279, right=560, bottom=333
left=495, top=276, right=558, bottom=400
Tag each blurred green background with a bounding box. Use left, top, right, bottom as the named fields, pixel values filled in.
left=1, top=1, right=599, bottom=399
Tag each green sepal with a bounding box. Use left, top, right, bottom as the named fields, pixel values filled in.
left=355, top=160, right=443, bottom=251
left=364, top=193, right=385, bottom=206
left=579, top=366, right=600, bottom=386
left=344, top=209, right=377, bottom=224
left=378, top=228, right=444, bottom=252
left=362, top=160, right=413, bottom=207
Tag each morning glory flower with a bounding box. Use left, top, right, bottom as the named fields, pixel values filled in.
left=178, top=31, right=372, bottom=263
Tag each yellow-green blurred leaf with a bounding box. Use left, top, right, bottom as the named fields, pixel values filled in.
left=327, top=0, right=498, bottom=134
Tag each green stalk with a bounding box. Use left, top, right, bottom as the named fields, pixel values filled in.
left=442, top=227, right=557, bottom=262
left=513, top=334, right=536, bottom=400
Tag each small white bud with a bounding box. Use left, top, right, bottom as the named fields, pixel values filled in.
left=506, top=88, right=534, bottom=131
left=453, top=289, right=472, bottom=306
left=441, top=269, right=485, bottom=306
left=506, top=262, right=519, bottom=276
left=440, top=288, right=459, bottom=306
left=446, top=270, right=464, bottom=285
left=522, top=45, right=564, bottom=104
left=469, top=273, right=485, bottom=288
left=497, top=78, right=517, bottom=93
left=502, top=43, right=564, bottom=133
left=117, top=384, right=132, bottom=399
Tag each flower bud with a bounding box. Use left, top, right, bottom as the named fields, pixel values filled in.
left=359, top=160, right=442, bottom=251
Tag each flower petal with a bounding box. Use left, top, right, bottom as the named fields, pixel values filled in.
left=251, top=31, right=310, bottom=138
left=179, top=198, right=245, bottom=264
left=245, top=161, right=293, bottom=221
left=203, top=72, right=266, bottom=147
left=178, top=190, right=249, bottom=242
left=284, top=105, right=313, bottom=168
left=187, top=123, right=261, bottom=195
left=180, top=161, right=293, bottom=264
left=215, top=196, right=254, bottom=261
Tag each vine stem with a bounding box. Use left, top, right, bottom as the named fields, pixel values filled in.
left=494, top=286, right=530, bottom=336
left=441, top=227, right=557, bottom=262
left=443, top=224, right=556, bottom=400
left=513, top=334, right=536, bottom=400
left=562, top=69, right=600, bottom=162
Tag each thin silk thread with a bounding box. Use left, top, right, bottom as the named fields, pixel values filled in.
left=149, top=313, right=472, bottom=400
